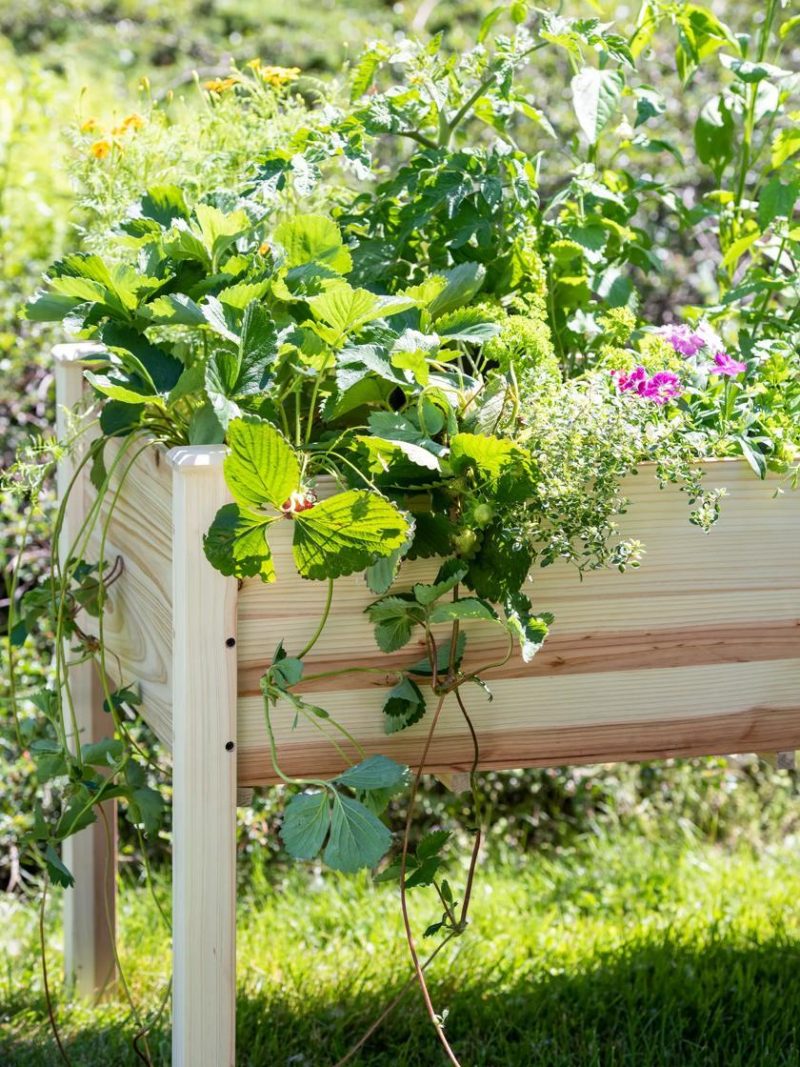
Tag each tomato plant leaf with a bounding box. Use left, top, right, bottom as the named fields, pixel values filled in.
left=571, top=68, right=624, bottom=144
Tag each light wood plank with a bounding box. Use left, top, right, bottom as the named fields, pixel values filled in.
left=87, top=441, right=173, bottom=747
left=168, top=445, right=238, bottom=1067
left=54, top=345, right=117, bottom=997
left=235, top=463, right=800, bottom=784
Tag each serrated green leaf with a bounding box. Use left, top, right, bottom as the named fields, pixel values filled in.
left=281, top=790, right=331, bottom=860
left=435, top=307, right=501, bottom=343
left=128, top=785, right=164, bottom=835
left=466, top=527, right=533, bottom=602
left=218, top=280, right=272, bottom=310
left=44, top=844, right=74, bottom=888
left=292, top=491, right=411, bottom=580
left=365, top=545, right=404, bottom=594
left=101, top=323, right=183, bottom=393
left=771, top=128, right=800, bottom=170
left=275, top=214, right=353, bottom=274
left=571, top=68, right=624, bottom=144
left=194, top=203, right=251, bottom=265
left=335, top=754, right=408, bottom=791
left=383, top=677, right=427, bottom=733
left=695, top=95, right=735, bottom=181
left=366, top=594, right=424, bottom=652
left=404, top=856, right=442, bottom=888
left=199, top=295, right=240, bottom=342
left=308, top=283, right=390, bottom=343
left=324, top=792, right=393, bottom=872
left=428, top=598, right=498, bottom=624
left=224, top=418, right=299, bottom=511
left=449, top=433, right=519, bottom=481
left=137, top=184, right=189, bottom=226
left=413, top=561, right=468, bottom=606
left=417, top=829, right=451, bottom=861
left=145, top=293, right=206, bottom=326
left=204, top=503, right=277, bottom=581
left=429, top=263, right=486, bottom=317
left=504, top=592, right=551, bottom=663
left=757, top=179, right=798, bottom=231
left=81, top=738, right=125, bottom=766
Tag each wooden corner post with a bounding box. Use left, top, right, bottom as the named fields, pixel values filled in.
left=53, top=344, right=117, bottom=997
left=168, top=446, right=238, bottom=1067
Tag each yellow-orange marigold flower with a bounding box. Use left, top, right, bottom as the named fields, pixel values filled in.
left=203, top=76, right=237, bottom=93
left=122, top=113, right=145, bottom=131
left=260, top=66, right=301, bottom=87
left=90, top=140, right=111, bottom=160
left=80, top=117, right=100, bottom=134
left=258, top=241, right=270, bottom=255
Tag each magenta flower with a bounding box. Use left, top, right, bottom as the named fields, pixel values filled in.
left=611, top=366, right=682, bottom=405
left=659, top=323, right=705, bottom=357
left=710, top=351, right=746, bottom=377
left=642, top=370, right=682, bottom=405
left=611, top=366, right=648, bottom=394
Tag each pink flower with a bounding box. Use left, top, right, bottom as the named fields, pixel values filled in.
left=710, top=351, right=746, bottom=377
left=642, top=370, right=682, bottom=405
left=611, top=366, right=648, bottom=394
left=611, top=366, right=682, bottom=405
left=659, top=323, right=705, bottom=357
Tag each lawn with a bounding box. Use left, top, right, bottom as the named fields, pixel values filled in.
left=3, top=830, right=800, bottom=1066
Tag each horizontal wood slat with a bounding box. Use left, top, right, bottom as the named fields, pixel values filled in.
left=237, top=620, right=800, bottom=696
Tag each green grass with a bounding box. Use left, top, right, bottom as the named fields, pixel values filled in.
left=3, top=831, right=800, bottom=1065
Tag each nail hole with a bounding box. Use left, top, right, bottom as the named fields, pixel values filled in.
left=225, top=741, right=235, bottom=752
left=225, top=637, right=236, bottom=648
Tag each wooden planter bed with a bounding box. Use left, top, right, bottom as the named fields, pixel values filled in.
left=54, top=344, right=800, bottom=1066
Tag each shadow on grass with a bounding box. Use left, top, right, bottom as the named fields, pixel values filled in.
left=4, top=935, right=800, bottom=1066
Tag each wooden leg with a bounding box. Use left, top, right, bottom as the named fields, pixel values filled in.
left=63, top=665, right=118, bottom=998
left=169, top=446, right=238, bottom=1067
left=54, top=345, right=116, bottom=998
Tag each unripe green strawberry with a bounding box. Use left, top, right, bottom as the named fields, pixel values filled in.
left=472, top=503, right=494, bottom=528
left=453, top=528, right=481, bottom=558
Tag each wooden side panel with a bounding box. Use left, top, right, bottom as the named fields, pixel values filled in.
left=236, top=462, right=800, bottom=784
left=86, top=441, right=173, bottom=747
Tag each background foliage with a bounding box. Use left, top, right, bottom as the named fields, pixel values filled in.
left=2, top=0, right=799, bottom=890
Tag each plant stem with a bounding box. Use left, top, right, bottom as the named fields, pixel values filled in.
left=39, top=881, right=73, bottom=1067
left=297, top=579, right=334, bottom=659
left=398, top=690, right=462, bottom=1067
left=331, top=930, right=460, bottom=1067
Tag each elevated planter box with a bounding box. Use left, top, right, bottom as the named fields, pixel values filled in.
left=54, top=344, right=800, bottom=1065
left=101, top=437, right=800, bottom=776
